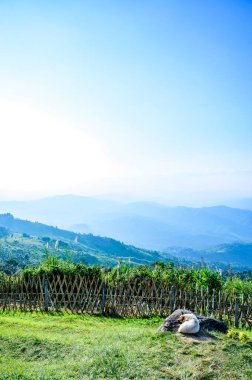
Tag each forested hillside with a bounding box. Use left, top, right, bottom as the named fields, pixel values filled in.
left=0, top=213, right=251, bottom=274
left=0, top=214, right=180, bottom=273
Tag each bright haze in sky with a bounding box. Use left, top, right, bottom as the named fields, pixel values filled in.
left=0, top=1, right=251, bottom=205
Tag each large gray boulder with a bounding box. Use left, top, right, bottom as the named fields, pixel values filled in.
left=157, top=309, right=228, bottom=334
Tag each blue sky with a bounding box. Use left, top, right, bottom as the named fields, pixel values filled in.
left=0, top=1, right=251, bottom=204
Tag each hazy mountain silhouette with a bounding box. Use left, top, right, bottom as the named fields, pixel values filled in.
left=224, top=198, right=252, bottom=210
left=165, top=243, right=252, bottom=267
left=0, top=195, right=252, bottom=249
left=0, top=213, right=251, bottom=269
left=0, top=213, right=172, bottom=266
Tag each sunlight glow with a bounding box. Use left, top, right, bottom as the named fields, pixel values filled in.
left=0, top=100, right=121, bottom=194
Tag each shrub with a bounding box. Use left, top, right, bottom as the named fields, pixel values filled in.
left=1, top=256, right=249, bottom=295
left=227, top=330, right=239, bottom=340
left=238, top=332, right=250, bottom=343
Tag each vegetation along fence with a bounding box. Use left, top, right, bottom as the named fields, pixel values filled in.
left=0, top=275, right=251, bottom=328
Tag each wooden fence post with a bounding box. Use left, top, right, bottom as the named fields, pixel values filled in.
left=101, top=282, right=106, bottom=317
left=212, top=289, right=215, bottom=316
left=235, top=296, right=239, bottom=327
left=206, top=287, right=209, bottom=315
left=195, top=285, right=198, bottom=313
left=200, top=287, right=203, bottom=314
left=44, top=279, right=49, bottom=312
left=235, top=296, right=239, bottom=328
left=169, top=286, right=175, bottom=311
left=240, top=293, right=244, bottom=326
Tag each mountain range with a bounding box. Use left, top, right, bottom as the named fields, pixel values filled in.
left=0, top=195, right=252, bottom=250
left=0, top=213, right=174, bottom=268
left=0, top=213, right=251, bottom=271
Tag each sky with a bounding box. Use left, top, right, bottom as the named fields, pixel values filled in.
left=0, top=0, right=252, bottom=205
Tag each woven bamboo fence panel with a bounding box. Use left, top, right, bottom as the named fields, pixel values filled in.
left=0, top=275, right=251, bottom=327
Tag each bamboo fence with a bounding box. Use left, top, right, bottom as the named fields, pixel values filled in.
left=0, top=275, right=251, bottom=328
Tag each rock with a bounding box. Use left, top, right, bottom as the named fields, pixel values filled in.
left=197, top=315, right=228, bottom=333
left=157, top=309, right=228, bottom=334
left=157, top=309, right=191, bottom=333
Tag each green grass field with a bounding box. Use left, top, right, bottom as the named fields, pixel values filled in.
left=0, top=313, right=251, bottom=380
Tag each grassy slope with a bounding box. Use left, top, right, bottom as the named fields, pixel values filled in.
left=0, top=213, right=171, bottom=264
left=0, top=314, right=251, bottom=380
left=0, top=234, right=112, bottom=268
left=0, top=232, right=176, bottom=269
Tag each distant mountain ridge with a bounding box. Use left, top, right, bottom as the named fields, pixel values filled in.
left=0, top=195, right=252, bottom=250
left=0, top=213, right=173, bottom=266
left=224, top=198, right=252, bottom=211
left=0, top=213, right=251, bottom=270
left=165, top=243, right=252, bottom=268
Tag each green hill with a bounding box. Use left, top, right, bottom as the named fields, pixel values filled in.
left=0, top=213, right=180, bottom=273
left=0, top=213, right=251, bottom=274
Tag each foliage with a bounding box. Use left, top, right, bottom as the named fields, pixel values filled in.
left=103, top=262, right=223, bottom=291
left=227, top=329, right=251, bottom=343
left=227, top=330, right=239, bottom=339
left=0, top=251, right=251, bottom=294
left=239, top=332, right=250, bottom=343
left=0, top=233, right=251, bottom=294
left=224, top=277, right=252, bottom=295
left=9, top=259, right=248, bottom=294
left=0, top=250, right=250, bottom=295
left=22, top=256, right=102, bottom=279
